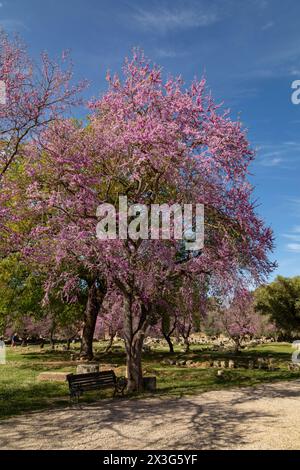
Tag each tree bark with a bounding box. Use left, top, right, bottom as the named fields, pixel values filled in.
left=50, top=323, right=56, bottom=350
left=163, top=332, right=174, bottom=353
left=181, top=324, right=191, bottom=353
left=183, top=336, right=190, bottom=353
left=123, top=296, right=148, bottom=392
left=105, top=333, right=116, bottom=352
left=125, top=333, right=144, bottom=392
left=80, top=277, right=107, bottom=360
left=233, top=338, right=241, bottom=354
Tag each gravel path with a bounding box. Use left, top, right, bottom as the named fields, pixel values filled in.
left=1, top=380, right=300, bottom=450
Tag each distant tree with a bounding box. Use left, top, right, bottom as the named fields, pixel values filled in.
left=175, top=279, right=204, bottom=353
left=149, top=298, right=177, bottom=354
left=0, top=254, right=83, bottom=346
left=94, top=290, right=123, bottom=352
left=221, top=293, right=258, bottom=353
left=217, top=290, right=276, bottom=352
left=161, top=309, right=177, bottom=354
left=0, top=254, right=43, bottom=335
left=255, top=276, right=300, bottom=337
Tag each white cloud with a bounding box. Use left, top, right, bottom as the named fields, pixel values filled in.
left=256, top=141, right=300, bottom=168
left=260, top=156, right=283, bottom=167
left=0, top=19, right=27, bottom=31
left=261, top=21, right=274, bottom=31
left=290, top=68, right=300, bottom=77
left=283, top=234, right=300, bottom=241
left=154, top=48, right=188, bottom=59
left=132, top=5, right=219, bottom=33
left=286, top=243, right=300, bottom=253
left=283, top=226, right=300, bottom=253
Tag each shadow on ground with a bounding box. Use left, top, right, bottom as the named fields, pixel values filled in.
left=3, top=381, right=299, bottom=449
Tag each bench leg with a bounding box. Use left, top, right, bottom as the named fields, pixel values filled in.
left=70, top=391, right=80, bottom=404
left=114, top=384, right=126, bottom=397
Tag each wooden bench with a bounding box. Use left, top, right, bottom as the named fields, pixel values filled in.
left=66, top=370, right=127, bottom=402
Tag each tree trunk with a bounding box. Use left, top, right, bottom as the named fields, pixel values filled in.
left=163, top=332, right=174, bottom=353
left=105, top=333, right=116, bottom=353
left=125, top=333, right=144, bottom=392
left=80, top=277, right=106, bottom=360
left=233, top=338, right=241, bottom=354
left=50, top=323, right=56, bottom=350
left=181, top=324, right=191, bottom=353
left=183, top=337, right=190, bottom=353
left=123, top=296, right=148, bottom=392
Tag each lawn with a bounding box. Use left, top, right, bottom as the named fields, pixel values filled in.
left=0, top=341, right=300, bottom=420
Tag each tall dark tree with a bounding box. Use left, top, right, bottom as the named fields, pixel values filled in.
left=255, top=276, right=300, bottom=337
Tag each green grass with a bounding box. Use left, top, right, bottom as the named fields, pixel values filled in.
left=1, top=341, right=300, bottom=420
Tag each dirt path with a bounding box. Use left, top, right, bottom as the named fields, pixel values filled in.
left=1, top=380, right=300, bottom=450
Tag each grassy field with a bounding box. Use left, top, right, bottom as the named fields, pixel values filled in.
left=0, top=341, right=300, bottom=420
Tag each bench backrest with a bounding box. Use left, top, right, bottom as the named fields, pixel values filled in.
left=67, top=370, right=116, bottom=389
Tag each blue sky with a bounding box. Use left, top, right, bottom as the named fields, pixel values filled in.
left=1, top=0, right=300, bottom=280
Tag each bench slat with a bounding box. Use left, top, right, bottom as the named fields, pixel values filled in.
left=70, top=376, right=115, bottom=383
left=69, top=377, right=115, bottom=384
left=68, top=372, right=115, bottom=380
left=71, top=381, right=115, bottom=388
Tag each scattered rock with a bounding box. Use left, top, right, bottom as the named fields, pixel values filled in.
left=220, top=360, right=227, bottom=369
left=199, top=361, right=211, bottom=369
left=161, top=359, right=170, bottom=365
left=186, top=360, right=194, bottom=367
left=267, top=358, right=276, bottom=371
left=288, top=362, right=300, bottom=371
left=177, top=359, right=186, bottom=366
left=228, top=360, right=235, bottom=369
left=257, top=358, right=268, bottom=370
left=76, top=364, right=99, bottom=374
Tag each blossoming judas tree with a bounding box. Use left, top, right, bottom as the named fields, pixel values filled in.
left=149, top=277, right=206, bottom=353
left=174, top=279, right=204, bottom=353
left=214, top=289, right=276, bottom=352
left=0, top=31, right=84, bottom=274
left=88, top=52, right=274, bottom=389
left=5, top=52, right=275, bottom=391
left=221, top=292, right=257, bottom=352
left=151, top=299, right=178, bottom=354
left=94, top=290, right=124, bottom=351
left=0, top=31, right=83, bottom=181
